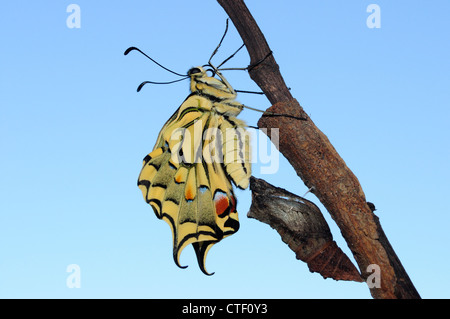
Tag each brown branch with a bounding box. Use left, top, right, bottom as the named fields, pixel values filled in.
left=217, top=0, right=420, bottom=299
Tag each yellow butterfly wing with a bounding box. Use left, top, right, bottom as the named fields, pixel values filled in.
left=138, top=93, right=245, bottom=275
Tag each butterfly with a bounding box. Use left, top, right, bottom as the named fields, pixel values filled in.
left=126, top=44, right=252, bottom=275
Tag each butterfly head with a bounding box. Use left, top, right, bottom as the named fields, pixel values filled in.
left=187, top=66, right=207, bottom=78
left=188, top=66, right=237, bottom=100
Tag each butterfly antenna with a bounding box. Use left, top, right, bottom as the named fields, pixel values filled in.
left=124, top=46, right=186, bottom=77
left=137, top=77, right=189, bottom=92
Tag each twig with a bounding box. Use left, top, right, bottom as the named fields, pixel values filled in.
left=217, top=0, right=420, bottom=299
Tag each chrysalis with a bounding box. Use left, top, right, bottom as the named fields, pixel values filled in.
left=248, top=177, right=363, bottom=282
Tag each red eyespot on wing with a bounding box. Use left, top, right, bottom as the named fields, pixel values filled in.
left=214, top=191, right=230, bottom=217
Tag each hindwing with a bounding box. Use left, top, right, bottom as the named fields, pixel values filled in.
left=138, top=93, right=248, bottom=275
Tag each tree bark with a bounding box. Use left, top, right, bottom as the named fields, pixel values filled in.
left=217, top=0, right=420, bottom=299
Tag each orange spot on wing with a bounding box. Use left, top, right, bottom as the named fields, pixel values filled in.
left=185, top=184, right=195, bottom=201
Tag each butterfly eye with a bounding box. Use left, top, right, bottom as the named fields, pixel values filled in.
left=188, top=67, right=202, bottom=76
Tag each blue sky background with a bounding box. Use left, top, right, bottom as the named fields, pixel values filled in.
left=1, top=0, right=449, bottom=299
